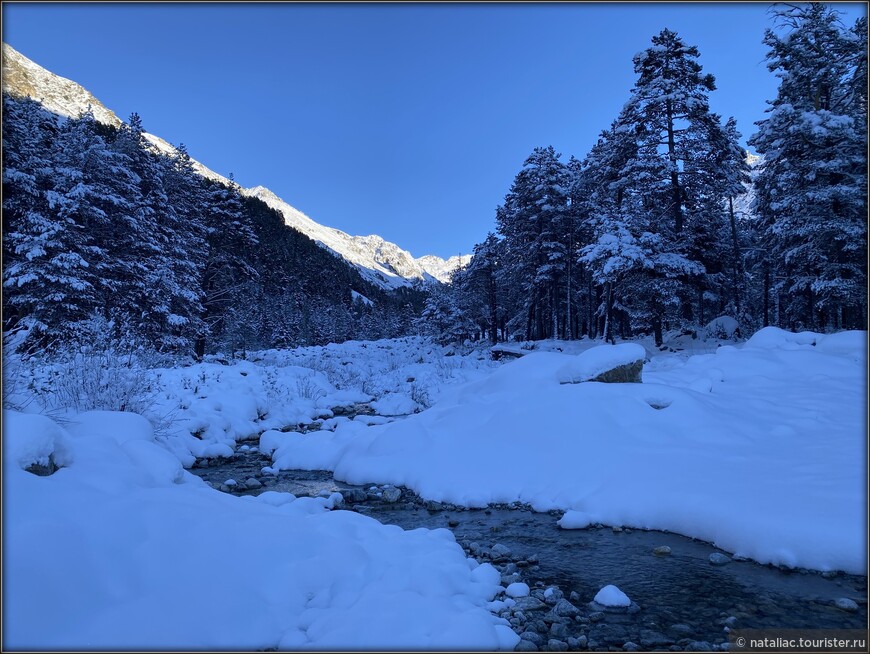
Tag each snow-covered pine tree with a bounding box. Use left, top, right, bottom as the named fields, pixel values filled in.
left=160, top=143, right=209, bottom=350
left=579, top=29, right=745, bottom=345
left=48, top=107, right=145, bottom=341
left=453, top=233, right=504, bottom=344
left=712, top=117, right=753, bottom=322
left=195, top=173, right=260, bottom=358
left=417, top=281, right=475, bottom=345
left=575, top=119, right=640, bottom=344
left=748, top=3, right=867, bottom=330
left=2, top=96, right=97, bottom=347
left=496, top=146, right=571, bottom=340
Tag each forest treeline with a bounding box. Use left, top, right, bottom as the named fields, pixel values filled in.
left=423, top=4, right=867, bottom=346
left=3, top=4, right=866, bottom=358
left=2, top=100, right=423, bottom=357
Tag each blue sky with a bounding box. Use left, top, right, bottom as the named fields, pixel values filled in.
left=3, top=2, right=866, bottom=259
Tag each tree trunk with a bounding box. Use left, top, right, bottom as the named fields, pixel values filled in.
left=728, top=196, right=743, bottom=314
left=653, top=314, right=663, bottom=348
left=763, top=263, right=770, bottom=327
left=666, top=98, right=684, bottom=234
left=487, top=267, right=498, bottom=345
left=604, top=281, right=615, bottom=344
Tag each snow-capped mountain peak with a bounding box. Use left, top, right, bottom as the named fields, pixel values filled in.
left=2, top=43, right=469, bottom=290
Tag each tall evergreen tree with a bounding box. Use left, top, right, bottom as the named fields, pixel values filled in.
left=496, top=146, right=570, bottom=340
left=748, top=3, right=867, bottom=330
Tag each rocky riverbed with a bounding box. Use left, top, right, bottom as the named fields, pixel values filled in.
left=191, top=450, right=867, bottom=652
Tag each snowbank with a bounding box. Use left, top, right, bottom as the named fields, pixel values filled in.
left=269, top=329, right=867, bottom=573
left=4, top=409, right=518, bottom=650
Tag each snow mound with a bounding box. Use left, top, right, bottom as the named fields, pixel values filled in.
left=594, top=585, right=631, bottom=607
left=558, top=511, right=595, bottom=529
left=5, top=410, right=518, bottom=650
left=556, top=343, right=646, bottom=383
left=745, top=326, right=820, bottom=349
left=703, top=316, right=740, bottom=339
left=267, top=331, right=867, bottom=573
left=371, top=392, right=421, bottom=416
left=3, top=410, right=74, bottom=471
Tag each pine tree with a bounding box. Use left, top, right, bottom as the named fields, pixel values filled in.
left=454, top=233, right=503, bottom=344
left=748, top=3, right=867, bottom=330
left=496, top=146, right=570, bottom=340
left=2, top=97, right=97, bottom=346
left=195, top=174, right=260, bottom=357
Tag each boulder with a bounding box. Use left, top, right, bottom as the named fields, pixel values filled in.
left=557, top=343, right=646, bottom=384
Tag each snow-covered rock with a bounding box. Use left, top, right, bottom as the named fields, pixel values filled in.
left=593, top=585, right=631, bottom=608
left=703, top=316, right=740, bottom=340
left=506, top=582, right=530, bottom=598
left=556, top=343, right=646, bottom=384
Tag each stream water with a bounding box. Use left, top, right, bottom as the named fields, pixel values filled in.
left=191, top=450, right=867, bottom=651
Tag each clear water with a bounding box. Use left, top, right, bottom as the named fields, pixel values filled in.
left=192, top=453, right=867, bottom=646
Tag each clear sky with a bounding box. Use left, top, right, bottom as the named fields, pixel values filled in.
left=3, top=2, right=866, bottom=259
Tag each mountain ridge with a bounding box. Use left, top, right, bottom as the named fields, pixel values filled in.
left=1, top=42, right=469, bottom=289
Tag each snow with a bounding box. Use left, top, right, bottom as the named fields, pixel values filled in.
left=266, top=329, right=867, bottom=573
left=594, top=585, right=631, bottom=607
left=244, top=186, right=470, bottom=290
left=505, top=582, right=531, bottom=598
left=556, top=343, right=647, bottom=383
left=3, top=408, right=518, bottom=650
left=4, top=410, right=74, bottom=471
left=558, top=510, right=595, bottom=530
left=371, top=392, right=421, bottom=416
left=6, top=329, right=866, bottom=648
left=702, top=315, right=740, bottom=339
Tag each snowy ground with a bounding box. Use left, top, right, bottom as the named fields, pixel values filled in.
left=265, top=328, right=867, bottom=575
left=4, top=328, right=867, bottom=649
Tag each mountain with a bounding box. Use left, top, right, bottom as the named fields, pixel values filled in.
left=1, top=43, right=469, bottom=289
left=244, top=186, right=470, bottom=288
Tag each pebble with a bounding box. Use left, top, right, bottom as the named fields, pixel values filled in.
left=553, top=598, right=581, bottom=618
left=515, top=639, right=538, bottom=651
left=577, top=635, right=588, bottom=649
left=624, top=642, right=639, bottom=651
left=640, top=629, right=673, bottom=647
left=688, top=641, right=713, bottom=651
left=547, top=638, right=568, bottom=651
left=549, top=622, right=569, bottom=640
left=589, top=612, right=605, bottom=623
left=669, top=622, right=694, bottom=636
left=569, top=591, right=581, bottom=602
left=382, top=487, right=401, bottom=503
left=521, top=631, right=545, bottom=646
left=543, top=587, right=563, bottom=604
left=492, top=543, right=513, bottom=560
left=709, top=552, right=732, bottom=566
left=513, top=596, right=547, bottom=612
left=245, top=477, right=262, bottom=489
left=342, top=488, right=368, bottom=503
left=653, top=545, right=672, bottom=556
